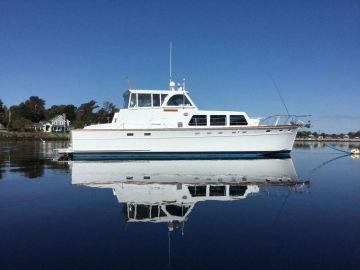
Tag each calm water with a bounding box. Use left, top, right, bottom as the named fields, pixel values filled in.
left=0, top=141, right=360, bottom=270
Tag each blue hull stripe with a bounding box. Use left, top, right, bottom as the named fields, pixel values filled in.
left=70, top=151, right=291, bottom=160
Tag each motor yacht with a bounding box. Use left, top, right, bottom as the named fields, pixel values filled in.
left=60, top=80, right=309, bottom=159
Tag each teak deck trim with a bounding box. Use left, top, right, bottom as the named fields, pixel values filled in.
left=72, top=125, right=298, bottom=132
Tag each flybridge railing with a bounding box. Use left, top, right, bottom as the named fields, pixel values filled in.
left=259, top=115, right=311, bottom=127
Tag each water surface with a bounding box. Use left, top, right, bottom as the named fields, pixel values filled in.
left=0, top=141, right=359, bottom=269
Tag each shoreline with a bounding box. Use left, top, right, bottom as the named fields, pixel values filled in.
left=0, top=131, right=69, bottom=141
left=296, top=138, right=360, bottom=143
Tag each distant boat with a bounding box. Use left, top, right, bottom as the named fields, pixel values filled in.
left=57, top=79, right=309, bottom=160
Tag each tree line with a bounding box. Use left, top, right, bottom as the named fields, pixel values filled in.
left=0, top=96, right=118, bottom=131
left=297, top=131, right=360, bottom=139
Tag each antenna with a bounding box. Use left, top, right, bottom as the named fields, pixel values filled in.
left=169, top=42, right=176, bottom=90
left=126, top=76, right=133, bottom=90
left=169, top=42, right=172, bottom=82
left=268, top=72, right=290, bottom=116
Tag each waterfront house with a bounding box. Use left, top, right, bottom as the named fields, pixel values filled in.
left=35, top=114, right=71, bottom=132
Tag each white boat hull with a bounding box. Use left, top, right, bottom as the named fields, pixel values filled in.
left=68, top=126, right=298, bottom=159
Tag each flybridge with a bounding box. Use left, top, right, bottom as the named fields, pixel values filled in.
left=122, top=81, right=196, bottom=109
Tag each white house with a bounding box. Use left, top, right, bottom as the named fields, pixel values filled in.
left=35, top=114, right=71, bottom=132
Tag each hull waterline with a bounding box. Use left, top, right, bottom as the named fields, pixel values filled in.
left=69, top=150, right=291, bottom=160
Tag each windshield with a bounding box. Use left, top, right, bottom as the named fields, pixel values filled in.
left=167, top=94, right=192, bottom=106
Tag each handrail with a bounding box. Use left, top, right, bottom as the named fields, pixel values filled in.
left=259, top=115, right=311, bottom=127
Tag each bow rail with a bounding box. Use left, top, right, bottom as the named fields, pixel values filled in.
left=259, top=115, right=311, bottom=127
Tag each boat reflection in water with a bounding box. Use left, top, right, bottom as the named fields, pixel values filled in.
left=70, top=158, right=309, bottom=229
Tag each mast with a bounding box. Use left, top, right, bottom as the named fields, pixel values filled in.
left=169, top=42, right=175, bottom=90
left=169, top=42, right=172, bottom=83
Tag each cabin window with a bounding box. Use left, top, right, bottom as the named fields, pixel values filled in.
left=167, top=94, right=192, bottom=106
left=129, top=93, right=137, bottom=107
left=230, top=115, right=248, bottom=125
left=149, top=205, right=158, bottom=218
left=152, top=94, right=160, bottom=107
left=210, top=185, right=226, bottom=196
left=136, top=204, right=151, bottom=220
left=188, top=185, right=206, bottom=197
left=229, top=185, right=247, bottom=196
left=189, top=115, right=207, bottom=126
left=123, top=93, right=130, bottom=108
left=161, top=94, right=168, bottom=105
left=166, top=205, right=190, bottom=217
left=210, top=115, right=226, bottom=126
left=127, top=133, right=134, bottom=136
left=127, top=203, right=136, bottom=219
left=138, top=94, right=152, bottom=107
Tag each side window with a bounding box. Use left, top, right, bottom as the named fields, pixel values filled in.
left=189, top=115, right=207, bottom=126
left=229, top=185, right=247, bottom=196
left=210, top=185, right=226, bottom=196
left=230, top=115, right=248, bottom=125
left=123, top=93, right=130, bottom=108
left=188, top=185, right=206, bottom=197
left=210, top=115, right=226, bottom=126
left=152, top=94, right=160, bottom=107
left=129, top=93, right=137, bottom=107
left=161, top=94, right=168, bottom=105
left=167, top=94, right=192, bottom=106
left=138, top=94, right=152, bottom=107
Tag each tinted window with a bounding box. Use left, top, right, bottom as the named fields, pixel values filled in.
left=210, top=115, right=226, bottom=126
left=210, top=185, right=226, bottom=196
left=129, top=93, right=137, bottom=107
left=188, top=185, right=206, bottom=197
left=161, top=94, right=168, bottom=105
left=138, top=94, right=151, bottom=107
left=166, top=204, right=190, bottom=217
left=230, top=115, right=248, bottom=125
left=229, top=185, right=247, bottom=196
left=150, top=205, right=159, bottom=218
left=189, top=115, right=207, bottom=126
left=167, top=94, right=192, bottom=106
left=152, top=94, right=160, bottom=106
left=135, top=204, right=151, bottom=220
left=123, top=93, right=130, bottom=108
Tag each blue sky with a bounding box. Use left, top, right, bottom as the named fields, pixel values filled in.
left=0, top=0, right=359, bottom=133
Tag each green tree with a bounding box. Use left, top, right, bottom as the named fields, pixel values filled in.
left=10, top=117, right=34, bottom=131
left=46, top=104, right=77, bottom=122
left=0, top=99, right=7, bottom=126
left=94, top=101, right=118, bottom=123
left=24, top=96, right=46, bottom=122
left=75, top=100, right=98, bottom=127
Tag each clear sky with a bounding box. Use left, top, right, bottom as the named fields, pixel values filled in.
left=0, top=0, right=359, bottom=133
